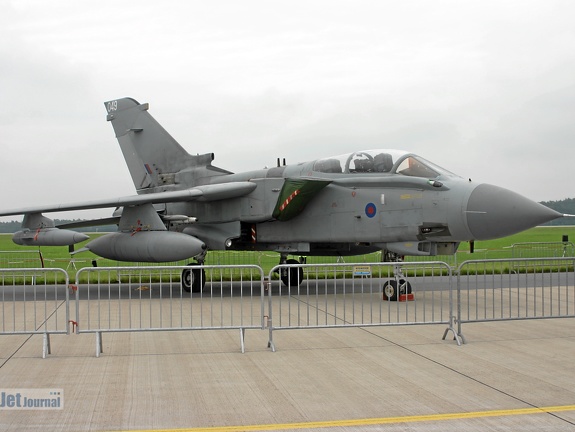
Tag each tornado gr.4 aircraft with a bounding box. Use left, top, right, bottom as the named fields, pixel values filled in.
left=0, top=97, right=566, bottom=292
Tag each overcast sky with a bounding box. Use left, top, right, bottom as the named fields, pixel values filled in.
left=1, top=0, right=574, bottom=221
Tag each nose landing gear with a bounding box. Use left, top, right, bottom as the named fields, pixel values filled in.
left=382, top=251, right=414, bottom=301
left=382, top=278, right=413, bottom=301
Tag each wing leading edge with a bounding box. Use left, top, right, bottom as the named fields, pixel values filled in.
left=0, top=181, right=256, bottom=217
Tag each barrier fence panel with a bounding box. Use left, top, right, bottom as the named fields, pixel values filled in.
left=456, top=258, right=575, bottom=340
left=74, top=265, right=265, bottom=356
left=0, top=268, right=70, bottom=358
left=0, top=250, right=45, bottom=269
left=511, top=242, right=575, bottom=259
left=267, top=261, right=458, bottom=351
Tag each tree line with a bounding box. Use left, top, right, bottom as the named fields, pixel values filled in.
left=540, top=198, right=575, bottom=225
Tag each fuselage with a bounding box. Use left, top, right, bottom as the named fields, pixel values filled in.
left=166, top=149, right=561, bottom=257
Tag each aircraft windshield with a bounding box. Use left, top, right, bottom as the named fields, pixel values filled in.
left=312, top=149, right=456, bottom=178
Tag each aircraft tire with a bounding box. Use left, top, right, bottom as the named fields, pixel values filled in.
left=280, top=259, right=303, bottom=287
left=182, top=266, right=206, bottom=293
left=383, top=279, right=412, bottom=301
left=383, top=280, right=398, bottom=301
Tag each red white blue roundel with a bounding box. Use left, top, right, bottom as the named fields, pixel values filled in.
left=365, top=203, right=377, bottom=218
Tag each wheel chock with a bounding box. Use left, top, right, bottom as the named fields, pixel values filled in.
left=383, top=293, right=415, bottom=301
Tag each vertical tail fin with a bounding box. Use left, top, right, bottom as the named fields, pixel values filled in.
left=104, top=98, right=223, bottom=193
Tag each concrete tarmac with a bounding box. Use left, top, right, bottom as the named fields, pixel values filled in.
left=1, top=314, right=575, bottom=430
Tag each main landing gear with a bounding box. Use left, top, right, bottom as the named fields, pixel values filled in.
left=181, top=266, right=205, bottom=293
left=182, top=252, right=207, bottom=293
left=279, top=254, right=304, bottom=287
left=382, top=251, right=413, bottom=301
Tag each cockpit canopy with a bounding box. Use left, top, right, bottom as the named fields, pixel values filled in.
left=313, top=149, right=457, bottom=179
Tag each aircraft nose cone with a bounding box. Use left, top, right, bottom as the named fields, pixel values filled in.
left=466, top=184, right=562, bottom=240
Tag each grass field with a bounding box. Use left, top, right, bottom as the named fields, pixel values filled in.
left=0, top=226, right=574, bottom=281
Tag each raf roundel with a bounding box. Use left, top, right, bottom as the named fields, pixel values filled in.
left=365, top=203, right=377, bottom=218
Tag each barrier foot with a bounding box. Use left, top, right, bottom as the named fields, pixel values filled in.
left=240, top=328, right=246, bottom=354
left=267, top=321, right=276, bottom=352
left=442, top=317, right=465, bottom=346
left=42, top=333, right=51, bottom=359
left=442, top=327, right=462, bottom=346
left=95, top=332, right=103, bottom=358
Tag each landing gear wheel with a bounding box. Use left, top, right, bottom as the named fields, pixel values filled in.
left=383, top=279, right=412, bottom=301
left=280, top=259, right=303, bottom=287
left=182, top=266, right=206, bottom=293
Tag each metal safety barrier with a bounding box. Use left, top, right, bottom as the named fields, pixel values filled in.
left=511, top=241, right=575, bottom=259
left=0, top=250, right=45, bottom=269
left=2, top=257, right=574, bottom=358
left=0, top=268, right=70, bottom=358
left=456, top=258, right=575, bottom=342
left=266, top=261, right=459, bottom=351
left=74, top=265, right=265, bottom=356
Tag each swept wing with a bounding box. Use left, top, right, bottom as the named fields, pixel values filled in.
left=0, top=182, right=256, bottom=217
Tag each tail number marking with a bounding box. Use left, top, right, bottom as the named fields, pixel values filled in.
left=107, top=100, right=118, bottom=113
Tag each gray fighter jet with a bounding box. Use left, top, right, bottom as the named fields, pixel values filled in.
left=0, top=98, right=567, bottom=292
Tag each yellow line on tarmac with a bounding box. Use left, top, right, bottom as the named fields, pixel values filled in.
left=107, top=404, right=575, bottom=432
